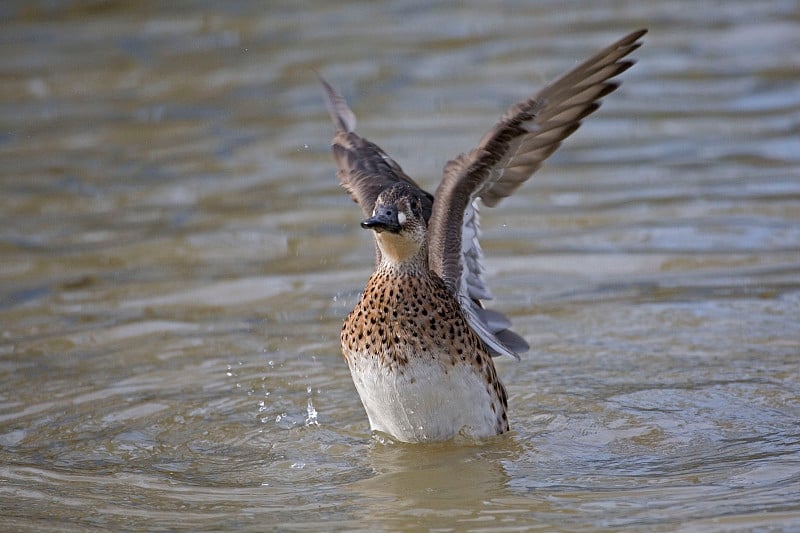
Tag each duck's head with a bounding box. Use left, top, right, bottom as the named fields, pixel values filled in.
left=361, top=184, right=428, bottom=265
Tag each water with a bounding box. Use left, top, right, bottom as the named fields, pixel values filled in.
left=1, top=1, right=799, bottom=530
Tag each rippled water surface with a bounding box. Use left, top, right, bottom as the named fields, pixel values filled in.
left=2, top=1, right=799, bottom=530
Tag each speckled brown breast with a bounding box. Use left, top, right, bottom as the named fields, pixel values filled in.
left=341, top=266, right=509, bottom=440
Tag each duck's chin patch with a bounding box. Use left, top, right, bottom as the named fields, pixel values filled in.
left=376, top=231, right=421, bottom=264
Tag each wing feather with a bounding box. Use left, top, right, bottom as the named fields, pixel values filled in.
left=319, top=76, right=434, bottom=250
left=428, top=29, right=647, bottom=358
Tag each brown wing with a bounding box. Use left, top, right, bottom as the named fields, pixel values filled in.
left=427, top=29, right=647, bottom=358
left=319, top=76, right=433, bottom=222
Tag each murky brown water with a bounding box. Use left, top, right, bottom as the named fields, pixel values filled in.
left=2, top=1, right=799, bottom=530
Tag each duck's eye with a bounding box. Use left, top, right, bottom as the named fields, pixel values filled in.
left=409, top=199, right=419, bottom=213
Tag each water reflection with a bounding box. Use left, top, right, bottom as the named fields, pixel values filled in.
left=348, top=439, right=521, bottom=527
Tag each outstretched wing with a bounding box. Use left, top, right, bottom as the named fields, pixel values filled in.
left=319, top=77, right=433, bottom=224
left=428, top=29, right=647, bottom=359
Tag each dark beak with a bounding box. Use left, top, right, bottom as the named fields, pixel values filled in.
left=361, top=207, right=401, bottom=233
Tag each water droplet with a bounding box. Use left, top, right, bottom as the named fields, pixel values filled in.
left=305, top=398, right=319, bottom=426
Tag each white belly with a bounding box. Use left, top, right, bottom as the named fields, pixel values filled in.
left=344, top=349, right=501, bottom=442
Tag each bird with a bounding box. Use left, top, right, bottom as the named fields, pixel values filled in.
left=321, top=29, right=646, bottom=443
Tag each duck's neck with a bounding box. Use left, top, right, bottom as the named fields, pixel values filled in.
left=375, top=238, right=429, bottom=276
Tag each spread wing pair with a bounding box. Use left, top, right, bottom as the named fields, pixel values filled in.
left=321, top=29, right=646, bottom=360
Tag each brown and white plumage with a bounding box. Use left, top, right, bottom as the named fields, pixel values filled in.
left=322, top=29, right=646, bottom=441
